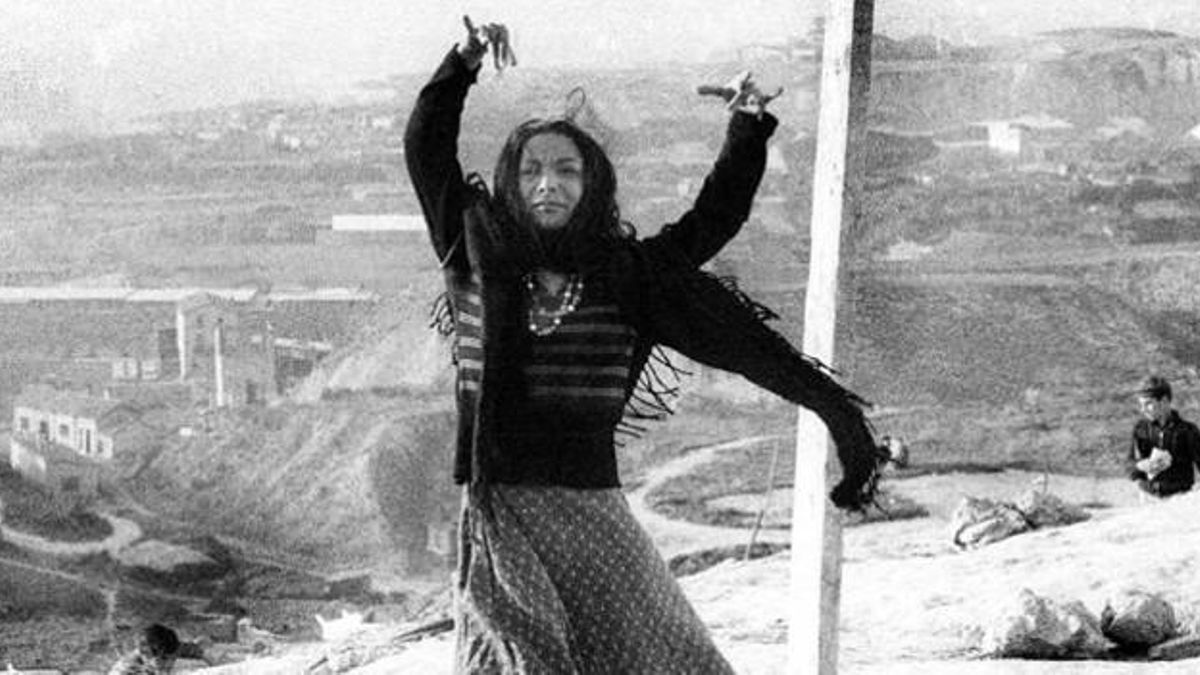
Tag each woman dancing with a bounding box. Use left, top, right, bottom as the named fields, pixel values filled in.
left=405, top=16, right=881, bottom=673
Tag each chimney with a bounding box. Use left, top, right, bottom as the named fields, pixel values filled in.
left=213, top=320, right=226, bottom=408
left=176, top=304, right=188, bottom=381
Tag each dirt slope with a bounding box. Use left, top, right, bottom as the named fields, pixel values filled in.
left=124, top=397, right=458, bottom=580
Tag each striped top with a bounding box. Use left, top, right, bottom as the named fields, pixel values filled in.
left=451, top=271, right=638, bottom=420
left=450, top=273, right=639, bottom=486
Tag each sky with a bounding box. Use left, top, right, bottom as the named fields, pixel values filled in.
left=2, top=0, right=1199, bottom=124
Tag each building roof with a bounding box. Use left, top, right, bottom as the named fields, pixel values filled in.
left=0, top=287, right=131, bottom=303
left=128, top=288, right=259, bottom=303
left=330, top=214, right=427, bottom=232
left=0, top=286, right=260, bottom=304
left=14, top=384, right=124, bottom=420
left=1098, top=116, right=1152, bottom=139
left=274, top=337, right=334, bottom=352
left=267, top=287, right=379, bottom=303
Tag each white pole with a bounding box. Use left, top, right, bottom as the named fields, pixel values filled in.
left=213, top=321, right=226, bottom=407
left=176, top=305, right=189, bottom=381
left=787, top=0, right=855, bottom=672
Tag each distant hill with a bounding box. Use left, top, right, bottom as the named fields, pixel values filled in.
left=870, top=28, right=1200, bottom=135
left=872, top=33, right=1000, bottom=62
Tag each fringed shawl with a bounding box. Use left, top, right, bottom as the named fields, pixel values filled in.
left=434, top=178, right=882, bottom=511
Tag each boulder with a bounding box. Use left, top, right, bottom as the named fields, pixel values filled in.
left=1015, top=489, right=1090, bottom=528
left=973, top=588, right=1113, bottom=658
left=950, top=496, right=1031, bottom=549
left=1101, top=590, right=1177, bottom=647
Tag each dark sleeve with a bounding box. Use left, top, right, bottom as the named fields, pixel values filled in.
left=628, top=253, right=877, bottom=508
left=1187, top=423, right=1200, bottom=471
left=652, top=301, right=863, bottom=431
left=403, top=47, right=480, bottom=267
left=661, top=309, right=876, bottom=509
left=1127, top=424, right=1146, bottom=480
left=641, top=111, right=778, bottom=267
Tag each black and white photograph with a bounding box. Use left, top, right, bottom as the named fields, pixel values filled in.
left=2, top=1, right=1200, bottom=672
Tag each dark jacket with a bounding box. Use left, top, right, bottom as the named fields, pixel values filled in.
left=404, top=48, right=879, bottom=508
left=1129, top=410, right=1200, bottom=496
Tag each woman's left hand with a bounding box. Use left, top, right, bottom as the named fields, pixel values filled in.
left=697, top=71, right=782, bottom=118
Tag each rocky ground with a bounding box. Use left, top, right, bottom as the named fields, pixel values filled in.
left=146, top=458, right=1200, bottom=674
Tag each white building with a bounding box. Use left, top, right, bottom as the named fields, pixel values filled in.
left=330, top=214, right=426, bottom=232
left=12, top=385, right=126, bottom=461
left=318, top=214, right=428, bottom=247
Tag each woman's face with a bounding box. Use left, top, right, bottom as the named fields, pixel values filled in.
left=519, top=132, right=583, bottom=231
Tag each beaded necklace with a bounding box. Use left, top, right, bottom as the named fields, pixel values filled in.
left=524, top=272, right=584, bottom=336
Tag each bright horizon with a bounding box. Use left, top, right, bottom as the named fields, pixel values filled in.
left=1, top=0, right=1197, bottom=125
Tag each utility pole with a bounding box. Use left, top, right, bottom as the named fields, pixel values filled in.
left=787, top=0, right=873, bottom=673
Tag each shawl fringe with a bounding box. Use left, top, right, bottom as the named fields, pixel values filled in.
left=429, top=292, right=455, bottom=338
left=617, top=346, right=689, bottom=441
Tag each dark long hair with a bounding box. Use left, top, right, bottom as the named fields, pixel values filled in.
left=491, top=118, right=632, bottom=273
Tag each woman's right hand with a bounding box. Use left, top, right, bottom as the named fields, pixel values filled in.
left=697, top=71, right=782, bottom=119
left=458, top=15, right=517, bottom=72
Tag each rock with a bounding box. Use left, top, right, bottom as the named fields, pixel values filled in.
left=950, top=496, right=1031, bottom=549
left=1015, top=489, right=1090, bottom=528
left=115, top=539, right=217, bottom=572
left=973, top=588, right=1113, bottom=658
left=1101, top=590, right=1177, bottom=647
left=315, top=609, right=367, bottom=642
left=327, top=574, right=373, bottom=600
left=1149, top=634, right=1200, bottom=660
left=878, top=435, right=910, bottom=469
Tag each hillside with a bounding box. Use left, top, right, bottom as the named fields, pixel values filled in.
left=290, top=280, right=454, bottom=401
left=870, top=28, right=1200, bottom=134
left=118, top=396, right=458, bottom=581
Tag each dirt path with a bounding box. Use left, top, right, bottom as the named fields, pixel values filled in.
left=627, top=435, right=790, bottom=559
left=1, top=511, right=142, bottom=557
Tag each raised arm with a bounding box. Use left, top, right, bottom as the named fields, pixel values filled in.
left=643, top=71, right=781, bottom=266
left=403, top=17, right=515, bottom=265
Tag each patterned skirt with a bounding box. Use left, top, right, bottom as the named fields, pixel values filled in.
left=454, top=484, right=734, bottom=674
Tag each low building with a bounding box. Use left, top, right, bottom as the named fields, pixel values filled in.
left=10, top=385, right=177, bottom=496
left=12, top=385, right=127, bottom=461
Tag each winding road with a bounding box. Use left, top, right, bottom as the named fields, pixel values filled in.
left=1, top=512, right=142, bottom=557
left=627, top=435, right=791, bottom=559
